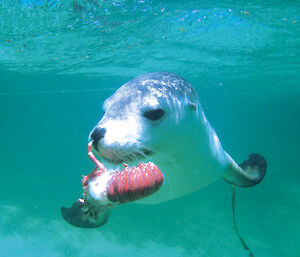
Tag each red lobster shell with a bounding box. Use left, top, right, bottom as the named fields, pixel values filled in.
left=106, top=162, right=164, bottom=203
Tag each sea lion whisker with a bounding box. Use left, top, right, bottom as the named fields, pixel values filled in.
left=140, top=144, right=178, bottom=167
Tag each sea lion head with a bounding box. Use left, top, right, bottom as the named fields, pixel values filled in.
left=89, top=72, right=199, bottom=165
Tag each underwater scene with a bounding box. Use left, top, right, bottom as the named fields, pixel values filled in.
left=0, top=0, right=299, bottom=256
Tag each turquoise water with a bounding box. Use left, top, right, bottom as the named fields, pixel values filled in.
left=1, top=1, right=300, bottom=256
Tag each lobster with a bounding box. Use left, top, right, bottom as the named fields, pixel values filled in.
left=83, top=141, right=164, bottom=204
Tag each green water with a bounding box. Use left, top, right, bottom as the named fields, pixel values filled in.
left=0, top=1, right=299, bottom=256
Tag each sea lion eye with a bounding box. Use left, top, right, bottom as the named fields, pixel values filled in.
left=143, top=108, right=165, bottom=121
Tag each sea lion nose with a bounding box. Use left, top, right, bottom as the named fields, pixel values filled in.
left=90, top=127, right=106, bottom=149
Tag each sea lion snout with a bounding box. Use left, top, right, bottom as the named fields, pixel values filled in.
left=90, top=127, right=106, bottom=150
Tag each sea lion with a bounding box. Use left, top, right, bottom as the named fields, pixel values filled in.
left=62, top=71, right=266, bottom=228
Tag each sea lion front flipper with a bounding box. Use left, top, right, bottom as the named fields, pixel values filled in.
left=222, top=153, right=267, bottom=187
left=61, top=200, right=111, bottom=228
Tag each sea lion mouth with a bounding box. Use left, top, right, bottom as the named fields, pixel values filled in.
left=101, top=148, right=154, bottom=164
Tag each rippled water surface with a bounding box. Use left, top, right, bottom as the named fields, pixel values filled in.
left=0, top=1, right=299, bottom=256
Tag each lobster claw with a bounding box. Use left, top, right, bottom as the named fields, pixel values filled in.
left=61, top=200, right=111, bottom=228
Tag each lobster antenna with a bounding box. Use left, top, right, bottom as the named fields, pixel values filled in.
left=232, top=185, right=255, bottom=257
left=88, top=141, right=105, bottom=170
